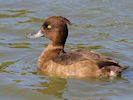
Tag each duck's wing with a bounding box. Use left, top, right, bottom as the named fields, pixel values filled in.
left=73, top=49, right=114, bottom=60
left=53, top=49, right=116, bottom=64
left=77, top=49, right=128, bottom=71
left=52, top=49, right=109, bottom=64
left=76, top=49, right=126, bottom=64
left=52, top=50, right=85, bottom=65
left=53, top=49, right=127, bottom=70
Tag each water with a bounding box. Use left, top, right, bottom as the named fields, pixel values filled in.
left=0, top=0, right=133, bottom=100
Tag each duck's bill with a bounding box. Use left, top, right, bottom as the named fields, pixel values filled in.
left=27, top=30, right=44, bottom=39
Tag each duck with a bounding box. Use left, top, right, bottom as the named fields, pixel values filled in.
left=28, top=16, right=127, bottom=78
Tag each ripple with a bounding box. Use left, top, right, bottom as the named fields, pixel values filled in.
left=66, top=44, right=104, bottom=50
left=5, top=9, right=34, bottom=13
left=0, top=42, right=31, bottom=48
left=17, top=17, right=44, bottom=24
left=0, top=9, right=33, bottom=18
left=92, top=32, right=111, bottom=40
left=0, top=52, right=6, bottom=58
left=116, top=39, right=129, bottom=43
left=0, top=60, right=16, bottom=72
left=0, top=37, right=5, bottom=40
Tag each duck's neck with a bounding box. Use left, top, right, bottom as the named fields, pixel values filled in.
left=45, top=42, right=64, bottom=52
left=39, top=42, right=65, bottom=62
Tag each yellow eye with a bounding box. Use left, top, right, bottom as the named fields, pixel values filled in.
left=47, top=25, right=52, bottom=29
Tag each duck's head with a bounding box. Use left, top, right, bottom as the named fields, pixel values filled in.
left=28, top=16, right=71, bottom=45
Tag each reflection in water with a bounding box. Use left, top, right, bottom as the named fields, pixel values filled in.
left=35, top=77, right=67, bottom=98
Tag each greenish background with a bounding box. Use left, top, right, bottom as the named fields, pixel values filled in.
left=0, top=0, right=133, bottom=100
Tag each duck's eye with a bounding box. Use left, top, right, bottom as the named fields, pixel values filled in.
left=47, top=25, right=52, bottom=29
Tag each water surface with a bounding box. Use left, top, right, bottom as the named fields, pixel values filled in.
left=0, top=0, right=133, bottom=100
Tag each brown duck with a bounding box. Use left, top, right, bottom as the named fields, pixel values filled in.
left=28, top=16, right=127, bottom=78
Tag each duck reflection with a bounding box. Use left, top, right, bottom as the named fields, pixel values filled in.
left=35, top=77, right=67, bottom=98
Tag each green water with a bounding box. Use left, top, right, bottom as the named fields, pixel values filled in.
left=0, top=0, right=133, bottom=100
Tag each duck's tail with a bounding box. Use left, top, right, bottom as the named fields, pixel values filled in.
left=121, top=65, right=129, bottom=71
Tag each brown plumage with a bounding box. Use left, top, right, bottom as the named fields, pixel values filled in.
left=28, top=16, right=127, bottom=78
